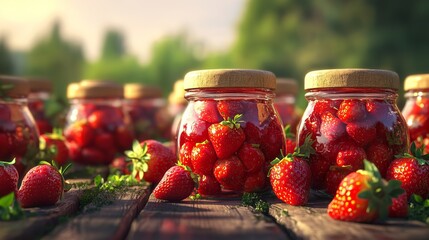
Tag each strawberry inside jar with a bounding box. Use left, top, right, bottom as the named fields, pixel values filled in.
left=0, top=75, right=40, bottom=174
left=64, top=80, right=134, bottom=166
left=27, top=78, right=54, bottom=134
left=177, top=69, right=286, bottom=197
left=298, top=69, right=409, bottom=193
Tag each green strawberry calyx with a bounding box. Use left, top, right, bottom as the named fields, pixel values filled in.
left=396, top=142, right=429, bottom=166
left=124, top=140, right=151, bottom=181
left=357, top=159, right=405, bottom=222
left=39, top=160, right=72, bottom=193
left=0, top=158, right=16, bottom=167
left=284, top=125, right=296, bottom=140
left=177, top=161, right=200, bottom=200
left=220, top=114, right=244, bottom=129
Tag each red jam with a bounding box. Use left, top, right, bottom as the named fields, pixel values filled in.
left=297, top=69, right=409, bottom=194
left=64, top=81, right=134, bottom=165
left=178, top=69, right=286, bottom=196
left=0, top=76, right=40, bottom=174
left=27, top=78, right=54, bottom=134
left=402, top=74, right=429, bottom=153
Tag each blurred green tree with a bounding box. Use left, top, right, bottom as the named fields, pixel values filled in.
left=0, top=36, right=14, bottom=74
left=26, top=21, right=85, bottom=100
left=101, top=29, right=126, bottom=60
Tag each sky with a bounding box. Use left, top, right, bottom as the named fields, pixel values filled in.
left=0, top=0, right=246, bottom=62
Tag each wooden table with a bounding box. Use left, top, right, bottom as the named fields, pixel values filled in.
left=1, top=182, right=429, bottom=240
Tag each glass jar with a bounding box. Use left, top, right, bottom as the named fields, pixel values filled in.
left=168, top=80, right=187, bottom=143
left=64, top=80, right=134, bottom=165
left=402, top=74, right=429, bottom=153
left=0, top=76, right=40, bottom=174
left=297, top=69, right=409, bottom=193
left=178, top=69, right=286, bottom=196
left=124, top=83, right=169, bottom=141
left=27, top=78, right=53, bottom=134
left=274, top=78, right=301, bottom=132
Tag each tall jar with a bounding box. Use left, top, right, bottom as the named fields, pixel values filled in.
left=27, top=78, right=53, bottom=134
left=178, top=69, right=286, bottom=196
left=64, top=80, right=134, bottom=165
left=297, top=69, right=409, bottom=193
left=402, top=74, right=429, bottom=152
left=274, top=78, right=301, bottom=132
left=124, top=83, right=168, bottom=141
left=0, top=76, right=40, bottom=174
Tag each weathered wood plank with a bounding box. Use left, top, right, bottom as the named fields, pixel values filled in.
left=128, top=195, right=288, bottom=240
left=0, top=189, right=82, bottom=240
left=269, top=195, right=429, bottom=240
left=43, top=186, right=150, bottom=240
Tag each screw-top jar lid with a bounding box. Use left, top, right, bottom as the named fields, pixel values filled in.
left=67, top=80, right=123, bottom=99
left=404, top=74, right=429, bottom=91
left=184, top=69, right=277, bottom=90
left=0, top=75, right=30, bottom=98
left=168, top=80, right=186, bottom=104
left=124, top=83, right=162, bottom=99
left=276, top=78, right=298, bottom=96
left=27, top=77, right=53, bottom=93
left=304, top=69, right=400, bottom=90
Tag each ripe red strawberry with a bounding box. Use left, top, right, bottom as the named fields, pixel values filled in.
left=366, top=140, right=393, bottom=177
left=115, top=125, right=134, bottom=151
left=208, top=115, right=245, bottom=159
left=366, top=99, right=391, bottom=121
left=243, top=122, right=262, bottom=144
left=194, top=100, right=222, bottom=123
left=213, top=155, right=245, bottom=191
left=337, top=100, right=367, bottom=123
left=238, top=143, right=265, bottom=173
left=65, top=122, right=94, bottom=148
left=88, top=108, right=122, bottom=129
left=153, top=165, right=197, bottom=202
left=81, top=147, right=108, bottom=165
left=260, top=118, right=285, bottom=161
left=269, top=153, right=311, bottom=206
left=94, top=132, right=116, bottom=151
left=320, top=111, right=346, bottom=141
left=244, top=170, right=266, bottom=193
left=40, top=130, right=69, bottom=166
left=328, top=160, right=405, bottom=223
left=179, top=141, right=195, bottom=170
left=191, top=140, right=217, bottom=176
left=183, top=119, right=210, bottom=143
left=125, top=140, right=176, bottom=183
left=110, top=156, right=131, bottom=175
left=325, top=166, right=353, bottom=195
left=309, top=154, right=333, bottom=190
left=217, top=100, right=243, bottom=120
left=0, top=159, right=18, bottom=197
left=346, top=120, right=377, bottom=146
left=386, top=143, right=429, bottom=199
left=198, top=175, right=221, bottom=196
left=284, top=125, right=296, bottom=155
left=389, top=192, right=408, bottom=218
left=0, top=133, right=12, bottom=159
left=313, top=99, right=341, bottom=116
left=18, top=161, right=70, bottom=208
left=336, top=144, right=367, bottom=171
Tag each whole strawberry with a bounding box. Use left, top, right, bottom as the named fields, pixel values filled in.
left=386, top=143, right=429, bottom=199
left=191, top=140, right=217, bottom=176
left=269, top=135, right=313, bottom=206
left=40, top=129, right=69, bottom=166
left=208, top=114, right=245, bottom=159
left=18, top=161, right=70, bottom=208
left=284, top=125, right=296, bottom=155
left=213, top=155, right=245, bottom=191
left=153, top=164, right=197, bottom=202
left=389, top=192, right=408, bottom=218
left=125, top=140, right=176, bottom=183
left=0, top=159, right=19, bottom=197
left=328, top=160, right=404, bottom=223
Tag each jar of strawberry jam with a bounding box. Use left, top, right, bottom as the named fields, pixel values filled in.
left=124, top=83, right=168, bottom=141
left=178, top=69, right=286, bottom=196
left=402, top=74, right=429, bottom=152
left=0, top=76, right=40, bottom=174
left=297, top=69, right=409, bottom=193
left=168, top=80, right=187, bottom=141
left=274, top=78, right=301, bottom=132
left=27, top=78, right=53, bottom=134
left=64, top=80, right=134, bottom=165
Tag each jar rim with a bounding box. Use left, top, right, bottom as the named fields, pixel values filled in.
left=184, top=69, right=276, bottom=90
left=304, top=68, right=399, bottom=90
left=0, top=75, right=30, bottom=97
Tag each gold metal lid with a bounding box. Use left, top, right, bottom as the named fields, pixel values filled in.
left=67, top=80, right=123, bottom=99
left=0, top=75, right=30, bottom=98
left=124, top=83, right=162, bottom=99
left=168, top=80, right=186, bottom=104
left=304, top=69, right=399, bottom=90
left=275, top=78, right=298, bottom=96
left=27, top=77, right=53, bottom=93
left=404, top=74, right=429, bottom=91
left=184, top=69, right=276, bottom=90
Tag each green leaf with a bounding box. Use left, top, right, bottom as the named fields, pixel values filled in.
left=358, top=190, right=372, bottom=200
left=94, top=175, right=104, bottom=188
left=413, top=194, right=423, bottom=203
left=0, top=192, right=14, bottom=208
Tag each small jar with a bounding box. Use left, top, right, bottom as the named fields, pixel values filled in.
left=27, top=78, right=53, bottom=134
left=64, top=80, right=134, bottom=165
left=0, top=76, right=40, bottom=174
left=168, top=80, right=187, bottom=142
left=274, top=78, right=301, bottom=132
left=402, top=74, right=429, bottom=151
left=124, top=83, right=168, bottom=141
left=178, top=69, right=286, bottom=196
left=297, top=69, right=409, bottom=191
